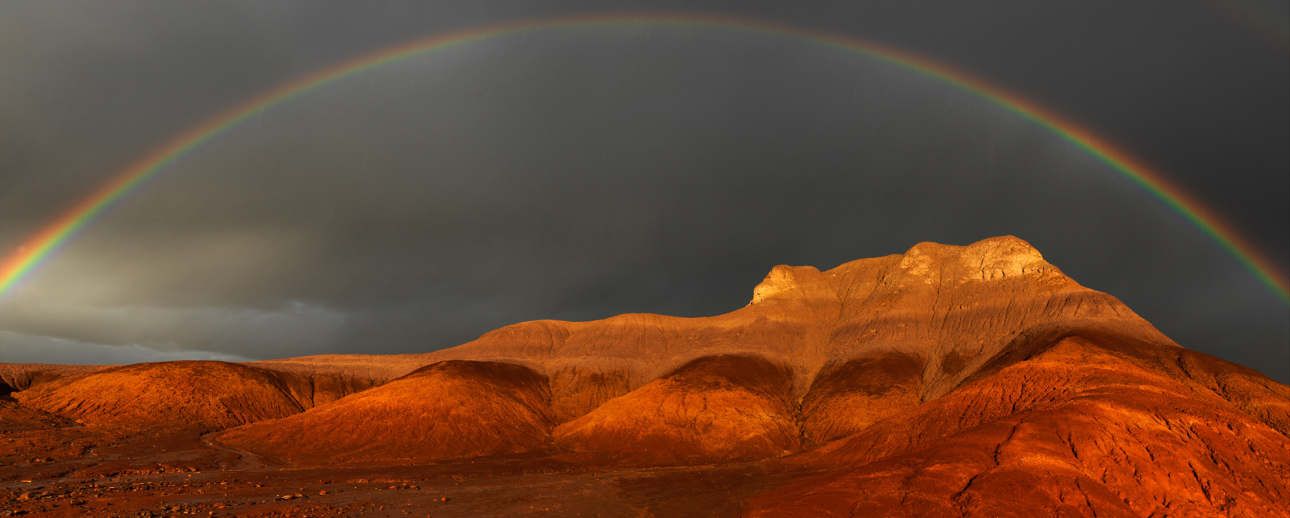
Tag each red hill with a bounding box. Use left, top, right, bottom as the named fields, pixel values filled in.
left=213, top=360, right=556, bottom=465
left=14, top=361, right=308, bottom=430
left=744, top=332, right=1290, bottom=517
left=552, top=354, right=799, bottom=465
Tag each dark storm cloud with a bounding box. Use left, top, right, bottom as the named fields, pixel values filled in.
left=0, top=1, right=1285, bottom=381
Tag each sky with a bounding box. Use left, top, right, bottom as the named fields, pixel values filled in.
left=0, top=1, right=1286, bottom=383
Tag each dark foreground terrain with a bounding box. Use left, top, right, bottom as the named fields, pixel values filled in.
left=0, top=428, right=806, bottom=517
left=3, top=237, right=1287, bottom=517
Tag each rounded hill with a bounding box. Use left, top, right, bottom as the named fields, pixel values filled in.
left=214, top=360, right=556, bottom=465
left=14, top=361, right=306, bottom=430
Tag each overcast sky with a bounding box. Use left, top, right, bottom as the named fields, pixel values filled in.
left=1, top=1, right=1286, bottom=383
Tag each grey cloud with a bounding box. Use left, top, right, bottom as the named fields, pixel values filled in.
left=0, top=331, right=255, bottom=365
left=0, top=1, right=1284, bottom=382
left=0, top=300, right=346, bottom=360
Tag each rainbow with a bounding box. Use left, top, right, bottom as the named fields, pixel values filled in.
left=2, top=13, right=1286, bottom=303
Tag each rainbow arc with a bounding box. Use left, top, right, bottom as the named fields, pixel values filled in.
left=1, top=13, right=1285, bottom=303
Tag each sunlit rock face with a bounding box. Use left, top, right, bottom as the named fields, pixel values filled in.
left=3, top=236, right=1286, bottom=517
left=424, top=235, right=1160, bottom=423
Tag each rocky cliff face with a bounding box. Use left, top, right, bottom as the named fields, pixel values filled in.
left=3, top=236, right=1286, bottom=517
left=418, top=236, right=1163, bottom=426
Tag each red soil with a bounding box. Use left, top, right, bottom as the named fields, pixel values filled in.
left=214, top=360, right=556, bottom=465
left=744, top=333, right=1290, bottom=517
left=553, top=355, right=799, bottom=465
left=0, top=399, right=72, bottom=432
left=799, top=351, right=925, bottom=444
left=13, top=361, right=309, bottom=430
left=1, top=236, right=1285, bottom=517
left=10, top=358, right=417, bottom=434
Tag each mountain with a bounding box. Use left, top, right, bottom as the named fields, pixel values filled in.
left=1, top=236, right=1285, bottom=517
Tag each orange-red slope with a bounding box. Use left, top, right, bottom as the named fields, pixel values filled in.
left=799, top=351, right=925, bottom=444
left=553, top=355, right=799, bottom=465
left=14, top=361, right=306, bottom=430
left=214, top=360, right=556, bottom=465
left=745, top=333, right=1290, bottom=518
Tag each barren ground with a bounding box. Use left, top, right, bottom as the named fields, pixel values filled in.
left=0, top=424, right=812, bottom=517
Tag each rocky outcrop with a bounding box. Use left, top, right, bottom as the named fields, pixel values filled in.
left=418, top=236, right=1162, bottom=427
